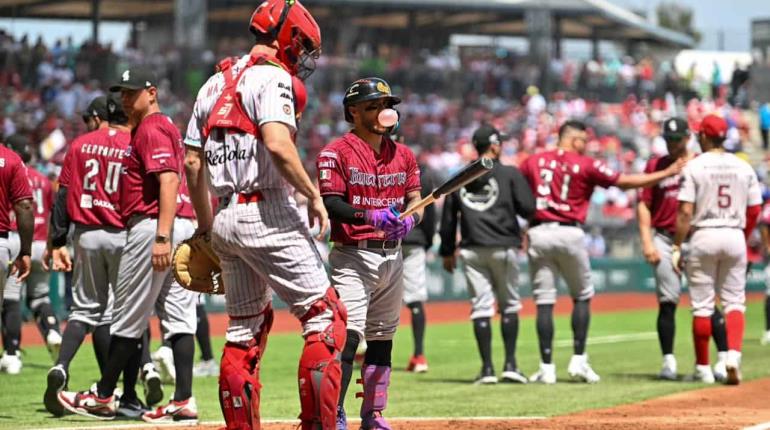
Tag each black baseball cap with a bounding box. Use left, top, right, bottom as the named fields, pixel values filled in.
left=82, top=96, right=109, bottom=121
left=106, top=92, right=128, bottom=124
left=662, top=117, right=690, bottom=140
left=5, top=133, right=31, bottom=163
left=109, top=66, right=158, bottom=92
left=472, top=124, right=505, bottom=152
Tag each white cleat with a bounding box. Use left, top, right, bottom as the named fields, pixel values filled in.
left=689, top=364, right=715, bottom=384
left=500, top=369, right=528, bottom=384
left=152, top=346, right=176, bottom=384
left=529, top=362, right=557, bottom=384
left=658, top=354, right=678, bottom=381
left=761, top=330, right=770, bottom=346
left=46, top=330, right=63, bottom=362
left=0, top=351, right=22, bottom=375
left=725, top=350, right=741, bottom=385
left=713, top=351, right=728, bottom=383
left=192, top=359, right=219, bottom=377
left=567, top=354, right=600, bottom=384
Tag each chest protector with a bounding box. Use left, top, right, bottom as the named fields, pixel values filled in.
left=202, top=53, right=289, bottom=141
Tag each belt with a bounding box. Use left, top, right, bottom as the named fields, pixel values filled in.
left=531, top=220, right=579, bottom=228
left=655, top=229, right=675, bottom=240
left=237, top=191, right=264, bottom=204
left=343, top=239, right=401, bottom=250
left=0, top=231, right=7, bottom=239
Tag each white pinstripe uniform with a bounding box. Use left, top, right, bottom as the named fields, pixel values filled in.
left=185, top=55, right=332, bottom=344
left=679, top=152, right=762, bottom=317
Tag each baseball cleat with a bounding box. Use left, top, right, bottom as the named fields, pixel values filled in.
left=473, top=366, right=497, bottom=385
left=0, top=351, right=22, bottom=375
left=529, top=362, right=557, bottom=384
left=141, top=363, right=164, bottom=406
left=44, top=364, right=68, bottom=416
left=151, top=346, right=176, bottom=384
left=46, top=330, right=63, bottom=362
left=406, top=355, right=429, bottom=373
left=141, top=397, right=198, bottom=423
left=193, top=359, right=219, bottom=377
left=713, top=354, right=728, bottom=383
left=360, top=410, right=392, bottom=430
left=500, top=364, right=528, bottom=384
left=658, top=354, right=678, bottom=381
left=567, top=354, right=600, bottom=384
left=57, top=387, right=116, bottom=420
left=116, top=395, right=149, bottom=418
left=761, top=330, right=770, bottom=345
left=725, top=350, right=741, bottom=385
left=688, top=364, right=715, bottom=384
left=337, top=405, right=348, bottom=430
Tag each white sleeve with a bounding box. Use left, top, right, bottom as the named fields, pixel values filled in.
left=748, top=171, right=763, bottom=206
left=184, top=98, right=204, bottom=148
left=677, top=165, right=696, bottom=203
left=242, top=68, right=296, bottom=133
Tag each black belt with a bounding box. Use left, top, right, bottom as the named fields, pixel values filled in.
left=343, top=239, right=401, bottom=250
left=0, top=231, right=7, bottom=239
left=531, top=220, right=578, bottom=228
left=655, top=229, right=675, bottom=240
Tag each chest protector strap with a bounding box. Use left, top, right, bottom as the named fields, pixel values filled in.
left=202, top=54, right=288, bottom=140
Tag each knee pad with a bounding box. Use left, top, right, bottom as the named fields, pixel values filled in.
left=297, top=288, right=347, bottom=430
left=219, top=306, right=274, bottom=430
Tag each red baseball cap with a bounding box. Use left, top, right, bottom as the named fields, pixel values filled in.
left=698, top=114, right=728, bottom=139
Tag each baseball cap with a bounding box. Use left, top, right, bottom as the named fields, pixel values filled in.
left=698, top=114, right=728, bottom=139
left=661, top=117, right=689, bottom=140
left=82, top=96, right=109, bottom=121
left=472, top=124, right=505, bottom=152
left=105, top=92, right=128, bottom=124
left=109, top=66, right=158, bottom=92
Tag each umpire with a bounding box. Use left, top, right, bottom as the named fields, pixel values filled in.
left=439, top=124, right=535, bottom=384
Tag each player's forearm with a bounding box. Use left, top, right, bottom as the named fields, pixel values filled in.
left=185, top=149, right=213, bottom=231
left=405, top=191, right=424, bottom=224
left=13, top=199, right=34, bottom=256
left=156, top=171, right=180, bottom=237
left=673, top=202, right=693, bottom=247
left=637, top=202, right=655, bottom=248
left=265, top=138, right=320, bottom=200
left=616, top=170, right=669, bottom=190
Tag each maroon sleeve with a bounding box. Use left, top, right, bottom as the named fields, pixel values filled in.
left=639, top=158, right=655, bottom=206
left=317, top=147, right=347, bottom=196
left=586, top=157, right=620, bottom=189
left=10, top=160, right=33, bottom=203
left=404, top=148, right=421, bottom=193
left=137, top=125, right=181, bottom=174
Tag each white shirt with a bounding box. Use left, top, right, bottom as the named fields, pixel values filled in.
left=678, top=151, right=762, bottom=228
left=184, top=55, right=297, bottom=197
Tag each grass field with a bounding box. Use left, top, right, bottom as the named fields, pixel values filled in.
left=1, top=301, right=768, bottom=429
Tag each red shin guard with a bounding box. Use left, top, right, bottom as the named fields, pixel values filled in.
left=725, top=310, right=745, bottom=352
left=693, top=316, right=712, bottom=365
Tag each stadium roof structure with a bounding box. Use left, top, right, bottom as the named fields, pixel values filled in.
left=0, top=0, right=694, bottom=48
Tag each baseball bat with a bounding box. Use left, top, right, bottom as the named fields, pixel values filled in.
left=399, top=157, right=494, bottom=220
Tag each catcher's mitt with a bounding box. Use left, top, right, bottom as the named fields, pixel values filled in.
left=172, top=234, right=225, bottom=294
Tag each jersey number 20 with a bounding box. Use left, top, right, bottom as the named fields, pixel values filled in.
left=83, top=159, right=122, bottom=194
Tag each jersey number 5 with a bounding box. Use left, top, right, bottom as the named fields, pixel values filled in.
left=717, top=184, right=731, bottom=209
left=83, top=159, right=122, bottom=194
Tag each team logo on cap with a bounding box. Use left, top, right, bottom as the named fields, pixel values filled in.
left=376, top=81, right=390, bottom=95
left=122, top=70, right=130, bottom=82
left=668, top=121, right=677, bottom=132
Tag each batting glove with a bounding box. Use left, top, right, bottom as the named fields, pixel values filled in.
left=383, top=207, right=416, bottom=241
left=364, top=207, right=400, bottom=230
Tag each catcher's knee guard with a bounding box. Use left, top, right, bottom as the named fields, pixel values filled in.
left=298, top=288, right=347, bottom=430
left=219, top=306, right=274, bottom=430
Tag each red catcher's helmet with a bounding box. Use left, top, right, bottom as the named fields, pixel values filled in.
left=249, top=0, right=321, bottom=80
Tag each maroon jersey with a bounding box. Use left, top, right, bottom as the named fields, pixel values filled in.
left=0, top=146, right=33, bottom=232
left=521, top=149, right=620, bottom=224
left=317, top=132, right=420, bottom=243
left=59, top=128, right=130, bottom=229
left=121, top=113, right=183, bottom=220
left=640, top=156, right=680, bottom=235
left=176, top=176, right=195, bottom=219
left=27, top=168, right=53, bottom=241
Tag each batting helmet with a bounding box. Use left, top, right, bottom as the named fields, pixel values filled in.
left=342, top=77, right=401, bottom=123
left=249, top=0, right=321, bottom=80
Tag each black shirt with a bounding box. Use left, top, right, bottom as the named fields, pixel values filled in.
left=403, top=164, right=437, bottom=248
left=439, top=159, right=535, bottom=256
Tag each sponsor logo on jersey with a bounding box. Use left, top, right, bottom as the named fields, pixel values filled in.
left=80, top=194, right=93, bottom=209
left=283, top=104, right=291, bottom=115
left=0, top=158, right=4, bottom=168
left=348, top=167, right=406, bottom=188
left=205, top=141, right=253, bottom=166
left=318, top=160, right=335, bottom=169
left=360, top=196, right=404, bottom=207
left=319, top=151, right=338, bottom=159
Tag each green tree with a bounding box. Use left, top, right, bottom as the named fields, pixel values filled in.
left=656, top=1, right=702, bottom=44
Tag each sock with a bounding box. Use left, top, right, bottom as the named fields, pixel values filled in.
left=140, top=328, right=152, bottom=367
left=711, top=308, right=728, bottom=352
left=338, top=330, right=360, bottom=408
left=92, top=325, right=111, bottom=375
left=472, top=317, right=493, bottom=370
left=97, top=335, right=141, bottom=398
left=500, top=313, right=519, bottom=370
left=122, top=341, right=143, bottom=401
left=169, top=333, right=194, bottom=401
left=1, top=300, right=21, bottom=354
left=692, top=316, right=712, bottom=365
left=657, top=302, right=677, bottom=355
left=196, top=304, right=214, bottom=361
left=57, top=320, right=89, bottom=371
left=572, top=299, right=591, bottom=356
left=765, top=296, right=770, bottom=330
left=32, top=302, right=59, bottom=338
left=536, top=304, right=554, bottom=363
left=364, top=339, right=393, bottom=367
left=725, top=310, right=745, bottom=352
left=406, top=302, right=426, bottom=357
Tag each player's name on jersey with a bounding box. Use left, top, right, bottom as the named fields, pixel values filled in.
left=205, top=143, right=253, bottom=166
left=81, top=144, right=126, bottom=159
left=348, top=167, right=407, bottom=188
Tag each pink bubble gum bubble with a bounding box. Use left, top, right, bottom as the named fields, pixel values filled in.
left=378, top=109, right=398, bottom=127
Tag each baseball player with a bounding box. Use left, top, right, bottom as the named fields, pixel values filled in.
left=521, top=120, right=685, bottom=384
left=317, top=77, right=423, bottom=430
left=0, top=135, right=33, bottom=373
left=760, top=197, right=770, bottom=346
left=673, top=114, right=761, bottom=385
left=0, top=133, right=62, bottom=373
left=440, top=124, right=535, bottom=384
left=183, top=2, right=346, bottom=429
left=402, top=149, right=437, bottom=374
left=638, top=117, right=729, bottom=381
left=58, top=67, right=198, bottom=422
